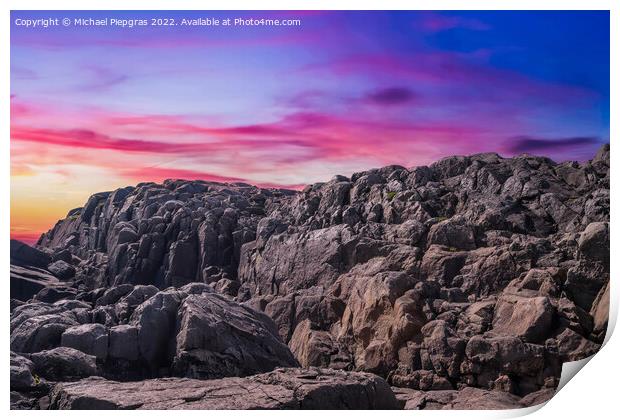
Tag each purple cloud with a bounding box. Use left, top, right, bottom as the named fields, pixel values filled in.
left=505, top=136, right=601, bottom=155
left=364, top=87, right=416, bottom=106
left=419, top=13, right=491, bottom=32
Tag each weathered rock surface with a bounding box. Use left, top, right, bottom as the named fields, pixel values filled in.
left=393, top=386, right=540, bottom=410
left=37, top=181, right=296, bottom=290
left=49, top=368, right=400, bottom=409
left=61, top=324, right=109, bottom=360
left=172, top=292, right=299, bottom=378
left=11, top=145, right=609, bottom=410
left=10, top=352, right=37, bottom=391
left=29, top=347, right=97, bottom=380
left=492, top=294, right=555, bottom=343
left=10, top=240, right=68, bottom=301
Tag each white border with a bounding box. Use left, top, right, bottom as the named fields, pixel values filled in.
left=3, top=1, right=617, bottom=419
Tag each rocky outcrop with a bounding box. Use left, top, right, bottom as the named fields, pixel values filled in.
left=37, top=181, right=296, bottom=290
left=49, top=368, right=400, bottom=410
left=10, top=285, right=297, bottom=383
left=11, top=144, right=610, bottom=410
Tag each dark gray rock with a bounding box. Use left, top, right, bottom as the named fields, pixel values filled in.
left=29, top=347, right=97, bottom=380
left=173, top=292, right=298, bottom=378
left=61, top=324, right=109, bottom=360
left=35, top=286, right=77, bottom=303
left=11, top=309, right=79, bottom=353
left=108, top=325, right=140, bottom=361
left=47, top=260, right=76, bottom=280
left=10, top=239, right=50, bottom=268
left=10, top=352, right=36, bottom=390
left=578, top=222, right=609, bottom=265
left=129, top=290, right=183, bottom=369
left=95, top=284, right=134, bottom=307
left=427, top=218, right=476, bottom=250
left=10, top=264, right=61, bottom=301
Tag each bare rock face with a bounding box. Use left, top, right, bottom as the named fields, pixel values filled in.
left=49, top=368, right=401, bottom=410
left=11, top=145, right=610, bottom=410
left=289, top=320, right=335, bottom=368
left=37, top=181, right=297, bottom=290
left=492, top=294, right=555, bottom=343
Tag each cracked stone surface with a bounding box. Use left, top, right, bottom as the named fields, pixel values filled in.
left=49, top=368, right=400, bottom=410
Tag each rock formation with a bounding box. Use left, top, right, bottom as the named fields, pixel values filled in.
left=10, top=144, right=609, bottom=410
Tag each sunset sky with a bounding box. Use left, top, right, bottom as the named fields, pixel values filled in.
left=10, top=11, right=609, bottom=243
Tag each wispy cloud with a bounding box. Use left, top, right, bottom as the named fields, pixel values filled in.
left=363, top=87, right=416, bottom=106
left=505, top=136, right=601, bottom=155
left=418, top=12, right=491, bottom=32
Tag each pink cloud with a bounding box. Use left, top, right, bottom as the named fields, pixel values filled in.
left=122, top=166, right=304, bottom=190
left=10, top=231, right=41, bottom=245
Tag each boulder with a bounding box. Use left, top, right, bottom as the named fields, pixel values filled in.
left=336, top=267, right=424, bottom=375
left=419, top=320, right=465, bottom=379
left=492, top=294, right=554, bottom=343
left=590, top=282, right=609, bottom=340
left=129, top=290, right=183, bottom=369
left=238, top=225, right=355, bottom=296
left=10, top=239, right=50, bottom=268
left=29, top=347, right=97, bottom=380
left=427, top=219, right=476, bottom=250
left=578, top=222, right=609, bottom=265
left=555, top=328, right=600, bottom=362
left=47, top=260, right=76, bottom=280
left=10, top=352, right=36, bottom=390
left=565, top=260, right=608, bottom=311
left=10, top=264, right=60, bottom=301
left=392, top=388, right=457, bottom=410
left=11, top=310, right=79, bottom=353
left=113, top=285, right=159, bottom=322
left=35, top=286, right=77, bottom=303
left=61, top=324, right=109, bottom=360
left=173, top=292, right=298, bottom=378
left=519, top=388, right=555, bottom=407
left=95, top=284, right=134, bottom=307
left=11, top=391, right=38, bottom=410
left=463, top=335, right=548, bottom=394
left=108, top=325, right=140, bottom=361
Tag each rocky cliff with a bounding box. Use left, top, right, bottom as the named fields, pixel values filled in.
left=10, top=144, right=610, bottom=410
